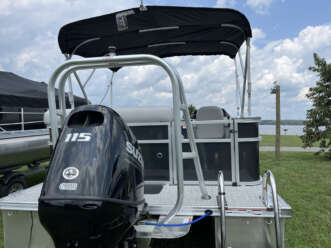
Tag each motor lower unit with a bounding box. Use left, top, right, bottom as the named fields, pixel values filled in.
left=39, top=105, right=145, bottom=248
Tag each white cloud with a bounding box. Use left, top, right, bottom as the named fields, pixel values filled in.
left=1, top=2, right=331, bottom=119
left=296, top=87, right=310, bottom=102
left=246, top=0, right=273, bottom=14
left=215, top=0, right=236, bottom=8
left=274, top=25, right=331, bottom=55
left=252, top=28, right=266, bottom=41
left=247, top=24, right=331, bottom=118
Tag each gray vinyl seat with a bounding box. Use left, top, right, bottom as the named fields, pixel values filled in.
left=195, top=106, right=228, bottom=139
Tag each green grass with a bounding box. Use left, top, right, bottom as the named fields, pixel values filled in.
left=260, top=134, right=326, bottom=148
left=260, top=152, right=331, bottom=248
left=0, top=154, right=330, bottom=247
left=260, top=134, right=329, bottom=148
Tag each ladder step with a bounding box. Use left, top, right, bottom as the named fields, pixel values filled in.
left=182, top=152, right=197, bottom=159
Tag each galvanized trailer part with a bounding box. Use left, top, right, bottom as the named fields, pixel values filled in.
left=0, top=129, right=50, bottom=169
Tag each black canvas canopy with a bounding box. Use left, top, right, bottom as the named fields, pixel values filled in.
left=0, top=71, right=86, bottom=108
left=58, top=6, right=252, bottom=59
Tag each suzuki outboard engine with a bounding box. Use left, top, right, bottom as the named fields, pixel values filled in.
left=39, top=105, right=144, bottom=248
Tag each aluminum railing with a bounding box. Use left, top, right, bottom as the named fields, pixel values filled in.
left=0, top=109, right=44, bottom=131
left=216, top=170, right=226, bottom=248
left=262, top=170, right=281, bottom=248
left=47, top=54, right=209, bottom=224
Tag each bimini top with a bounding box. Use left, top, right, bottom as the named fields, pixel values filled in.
left=58, top=6, right=252, bottom=59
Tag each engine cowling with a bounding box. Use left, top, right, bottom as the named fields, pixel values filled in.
left=39, top=105, right=144, bottom=248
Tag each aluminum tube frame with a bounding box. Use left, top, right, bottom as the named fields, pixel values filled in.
left=171, top=66, right=209, bottom=200
left=234, top=58, right=241, bottom=117
left=65, top=54, right=89, bottom=105
left=96, top=70, right=114, bottom=105
left=68, top=38, right=101, bottom=59
left=216, top=171, right=226, bottom=248
left=57, top=60, right=189, bottom=222
left=238, top=49, right=245, bottom=76
left=20, top=108, right=24, bottom=131
left=240, top=39, right=250, bottom=117
left=72, top=71, right=89, bottom=103
left=47, top=54, right=184, bottom=224
left=247, top=38, right=252, bottom=116
left=83, top=69, right=96, bottom=88
left=58, top=61, right=153, bottom=123
left=262, top=170, right=281, bottom=248
left=64, top=54, right=75, bottom=109
left=110, top=71, right=115, bottom=107
left=58, top=63, right=112, bottom=124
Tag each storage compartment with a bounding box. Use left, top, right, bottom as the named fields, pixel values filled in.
left=238, top=122, right=259, bottom=138
left=183, top=142, right=232, bottom=181
left=239, top=141, right=260, bottom=181
left=140, top=143, right=170, bottom=181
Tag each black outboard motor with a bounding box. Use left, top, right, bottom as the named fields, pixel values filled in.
left=39, top=105, right=144, bottom=248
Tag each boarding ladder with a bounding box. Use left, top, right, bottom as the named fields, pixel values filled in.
left=175, top=68, right=210, bottom=199
left=216, top=171, right=226, bottom=248
left=216, top=170, right=282, bottom=248
left=156, top=65, right=210, bottom=224
left=263, top=170, right=282, bottom=248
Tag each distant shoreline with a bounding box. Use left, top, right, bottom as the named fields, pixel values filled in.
left=260, top=120, right=304, bottom=125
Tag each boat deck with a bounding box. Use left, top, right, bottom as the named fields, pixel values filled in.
left=0, top=183, right=291, bottom=218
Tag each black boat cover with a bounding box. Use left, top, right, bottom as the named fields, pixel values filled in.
left=58, top=6, right=252, bottom=59
left=0, top=71, right=86, bottom=108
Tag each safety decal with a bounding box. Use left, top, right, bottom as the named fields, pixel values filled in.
left=63, top=167, right=80, bottom=180
left=59, top=183, right=78, bottom=191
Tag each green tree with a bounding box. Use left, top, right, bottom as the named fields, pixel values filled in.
left=301, top=53, right=331, bottom=158
left=188, top=104, right=196, bottom=117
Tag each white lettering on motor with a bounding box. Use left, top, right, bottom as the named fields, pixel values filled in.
left=65, top=133, right=91, bottom=142
left=126, top=141, right=143, bottom=165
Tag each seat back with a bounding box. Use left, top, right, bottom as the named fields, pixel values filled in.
left=195, top=106, right=225, bottom=138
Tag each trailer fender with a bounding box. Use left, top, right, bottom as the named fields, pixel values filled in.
left=0, top=172, right=25, bottom=185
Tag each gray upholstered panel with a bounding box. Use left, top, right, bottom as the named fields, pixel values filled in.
left=195, top=106, right=225, bottom=138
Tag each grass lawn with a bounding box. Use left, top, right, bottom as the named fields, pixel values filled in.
left=260, top=152, right=331, bottom=248
left=260, top=134, right=327, bottom=148
left=0, top=153, right=330, bottom=247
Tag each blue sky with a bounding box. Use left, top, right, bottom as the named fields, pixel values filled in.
left=0, top=0, right=331, bottom=120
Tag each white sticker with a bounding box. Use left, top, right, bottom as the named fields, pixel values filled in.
left=63, top=167, right=80, bottom=180
left=59, top=183, right=78, bottom=191
left=116, top=10, right=135, bottom=31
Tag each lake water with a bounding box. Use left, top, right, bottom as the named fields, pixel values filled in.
left=259, top=125, right=304, bottom=136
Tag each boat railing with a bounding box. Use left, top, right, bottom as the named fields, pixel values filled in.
left=47, top=54, right=209, bottom=224
left=216, top=170, right=226, bottom=248
left=262, top=170, right=282, bottom=248
left=0, top=109, right=45, bottom=132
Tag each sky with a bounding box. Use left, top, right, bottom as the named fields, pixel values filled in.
left=0, top=0, right=331, bottom=120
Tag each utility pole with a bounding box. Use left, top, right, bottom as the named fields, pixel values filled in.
left=271, top=82, right=280, bottom=160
